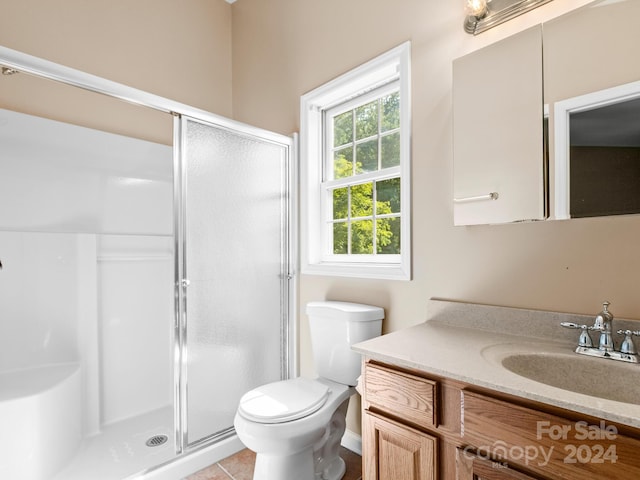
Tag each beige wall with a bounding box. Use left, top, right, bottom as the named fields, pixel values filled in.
left=230, top=0, right=640, bottom=435
left=0, top=0, right=233, bottom=144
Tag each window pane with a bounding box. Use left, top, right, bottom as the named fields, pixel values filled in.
left=377, top=217, right=401, bottom=254
left=332, top=187, right=348, bottom=220
left=333, top=222, right=348, bottom=254
left=376, top=178, right=401, bottom=214
left=334, top=146, right=353, bottom=179
left=381, top=132, right=400, bottom=168
left=351, top=182, right=373, bottom=218
left=381, top=92, right=400, bottom=132
left=356, top=139, right=378, bottom=173
left=333, top=111, right=353, bottom=147
left=355, top=101, right=378, bottom=140
left=351, top=220, right=373, bottom=254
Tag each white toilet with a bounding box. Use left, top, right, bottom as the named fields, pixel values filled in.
left=234, top=301, right=384, bottom=480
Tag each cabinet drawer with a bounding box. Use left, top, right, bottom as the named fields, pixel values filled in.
left=456, top=448, right=541, bottom=480
left=462, top=390, right=640, bottom=480
left=364, top=363, right=437, bottom=428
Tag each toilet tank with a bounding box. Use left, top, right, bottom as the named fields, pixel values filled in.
left=306, top=301, right=384, bottom=386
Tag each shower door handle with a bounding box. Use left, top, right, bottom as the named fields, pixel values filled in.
left=180, top=278, right=191, bottom=288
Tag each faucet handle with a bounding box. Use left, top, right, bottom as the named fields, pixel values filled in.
left=616, top=329, right=640, bottom=355
left=561, top=322, right=594, bottom=347
left=561, top=322, right=588, bottom=329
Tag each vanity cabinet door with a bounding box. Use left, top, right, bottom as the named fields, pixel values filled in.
left=456, top=448, right=542, bottom=480
left=453, top=25, right=545, bottom=225
left=363, top=411, right=437, bottom=480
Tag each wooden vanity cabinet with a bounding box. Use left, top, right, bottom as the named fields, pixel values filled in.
left=456, top=449, right=541, bottom=480
left=361, top=362, right=444, bottom=480
left=462, top=390, right=640, bottom=480
left=361, top=359, right=640, bottom=480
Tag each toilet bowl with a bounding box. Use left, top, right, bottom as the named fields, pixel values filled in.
left=234, top=377, right=353, bottom=480
left=233, top=301, right=384, bottom=480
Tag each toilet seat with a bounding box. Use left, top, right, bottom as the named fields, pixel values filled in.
left=237, top=377, right=330, bottom=424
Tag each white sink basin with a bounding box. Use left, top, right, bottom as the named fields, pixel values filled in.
left=482, top=343, right=640, bottom=404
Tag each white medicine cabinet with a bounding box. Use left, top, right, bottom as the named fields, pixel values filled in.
left=453, top=0, right=640, bottom=226
left=453, top=26, right=545, bottom=226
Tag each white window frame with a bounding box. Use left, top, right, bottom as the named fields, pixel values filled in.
left=300, top=42, right=411, bottom=280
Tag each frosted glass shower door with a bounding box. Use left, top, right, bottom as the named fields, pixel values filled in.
left=176, top=117, right=293, bottom=447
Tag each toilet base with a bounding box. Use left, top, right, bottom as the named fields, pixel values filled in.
left=251, top=400, right=350, bottom=480
left=253, top=449, right=346, bottom=480
left=254, top=447, right=315, bottom=480
left=316, top=457, right=346, bottom=480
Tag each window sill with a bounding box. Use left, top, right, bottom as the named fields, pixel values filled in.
left=301, top=260, right=410, bottom=281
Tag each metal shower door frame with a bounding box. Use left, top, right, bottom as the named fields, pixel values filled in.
left=173, top=114, right=296, bottom=453
left=0, top=45, right=298, bottom=457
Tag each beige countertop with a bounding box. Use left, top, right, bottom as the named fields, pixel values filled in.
left=353, top=299, right=640, bottom=429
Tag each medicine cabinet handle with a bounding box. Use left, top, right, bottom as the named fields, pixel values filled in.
left=453, top=192, right=499, bottom=204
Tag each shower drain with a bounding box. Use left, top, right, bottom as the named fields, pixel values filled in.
left=146, top=435, right=169, bottom=447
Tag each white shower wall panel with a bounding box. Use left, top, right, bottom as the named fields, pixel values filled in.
left=0, top=108, right=173, bottom=236
left=97, top=235, right=174, bottom=426
left=0, top=231, right=80, bottom=371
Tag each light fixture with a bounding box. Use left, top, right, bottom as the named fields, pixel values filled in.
left=464, top=0, right=554, bottom=35
left=466, top=0, right=489, bottom=17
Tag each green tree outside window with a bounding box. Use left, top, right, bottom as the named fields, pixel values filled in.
left=330, top=91, right=401, bottom=255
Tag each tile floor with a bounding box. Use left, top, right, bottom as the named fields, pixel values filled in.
left=185, top=447, right=362, bottom=480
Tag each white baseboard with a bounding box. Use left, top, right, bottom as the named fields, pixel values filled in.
left=341, top=429, right=362, bottom=456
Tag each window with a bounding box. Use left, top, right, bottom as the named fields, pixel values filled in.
left=300, top=42, right=411, bottom=280
left=326, top=85, right=402, bottom=255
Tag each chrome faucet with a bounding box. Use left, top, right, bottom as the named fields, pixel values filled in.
left=594, top=301, right=615, bottom=353
left=561, top=301, right=639, bottom=364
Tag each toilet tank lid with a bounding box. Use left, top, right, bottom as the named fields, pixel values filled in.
left=306, top=301, right=384, bottom=322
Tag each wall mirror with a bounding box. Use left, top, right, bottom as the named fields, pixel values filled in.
left=544, top=0, right=640, bottom=220
left=553, top=81, right=640, bottom=219
left=453, top=0, right=640, bottom=225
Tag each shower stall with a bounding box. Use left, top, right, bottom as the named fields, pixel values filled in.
left=0, top=46, right=295, bottom=480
